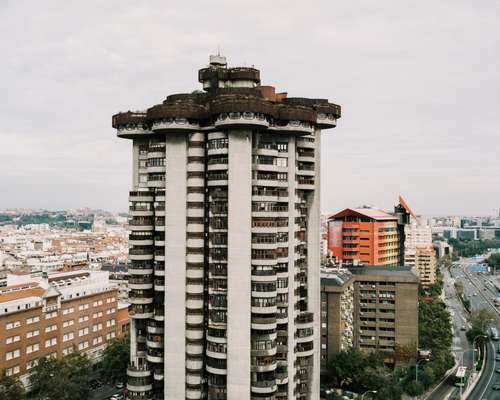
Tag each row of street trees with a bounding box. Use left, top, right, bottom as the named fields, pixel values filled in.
left=0, top=337, right=129, bottom=400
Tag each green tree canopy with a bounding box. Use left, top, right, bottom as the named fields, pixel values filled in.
left=0, top=371, right=26, bottom=400
left=486, top=253, right=500, bottom=270
left=98, top=337, right=130, bottom=384
left=29, top=353, right=94, bottom=400
left=467, top=308, right=496, bottom=342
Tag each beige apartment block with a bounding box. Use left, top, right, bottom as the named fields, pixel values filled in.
left=320, top=266, right=419, bottom=367
left=0, top=270, right=126, bottom=385
left=414, top=245, right=438, bottom=287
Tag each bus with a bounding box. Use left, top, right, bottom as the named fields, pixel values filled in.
left=454, top=366, right=468, bottom=388
left=491, top=327, right=499, bottom=340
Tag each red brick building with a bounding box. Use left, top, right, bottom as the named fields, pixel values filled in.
left=0, top=270, right=128, bottom=383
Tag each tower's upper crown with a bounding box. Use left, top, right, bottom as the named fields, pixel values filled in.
left=199, top=55, right=261, bottom=91
left=112, top=55, right=341, bottom=137
left=209, top=54, right=227, bottom=68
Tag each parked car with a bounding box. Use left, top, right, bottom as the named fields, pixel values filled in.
left=492, top=384, right=500, bottom=390
left=115, top=382, right=124, bottom=389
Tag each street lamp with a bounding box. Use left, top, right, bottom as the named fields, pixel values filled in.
left=361, top=390, right=377, bottom=399
left=415, top=358, right=429, bottom=382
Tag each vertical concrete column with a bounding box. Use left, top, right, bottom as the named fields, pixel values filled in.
left=227, top=129, right=252, bottom=400
left=307, top=129, right=321, bottom=399
left=132, top=140, right=140, bottom=189
left=129, top=318, right=138, bottom=363
left=287, top=134, right=297, bottom=400
left=164, top=133, right=188, bottom=399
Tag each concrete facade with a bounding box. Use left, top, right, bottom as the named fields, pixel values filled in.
left=320, top=266, right=419, bottom=367
left=113, top=55, right=341, bottom=400
left=0, top=270, right=123, bottom=385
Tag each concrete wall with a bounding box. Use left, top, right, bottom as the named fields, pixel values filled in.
left=227, top=129, right=252, bottom=400
left=164, top=133, right=187, bottom=399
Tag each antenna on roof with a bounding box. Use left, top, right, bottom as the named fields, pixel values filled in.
left=217, top=44, right=221, bottom=56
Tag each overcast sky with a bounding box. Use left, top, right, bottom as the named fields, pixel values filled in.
left=2, top=1, right=499, bottom=216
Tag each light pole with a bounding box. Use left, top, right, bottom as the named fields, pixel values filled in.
left=361, top=390, right=377, bottom=399
left=415, top=359, right=427, bottom=383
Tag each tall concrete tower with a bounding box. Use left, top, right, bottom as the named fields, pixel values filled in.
left=112, top=55, right=341, bottom=400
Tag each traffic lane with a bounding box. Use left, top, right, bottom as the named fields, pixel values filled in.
left=458, top=265, right=500, bottom=399
left=469, top=340, right=497, bottom=400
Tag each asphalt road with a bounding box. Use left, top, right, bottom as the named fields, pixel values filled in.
left=426, top=266, right=473, bottom=400
left=450, top=258, right=500, bottom=400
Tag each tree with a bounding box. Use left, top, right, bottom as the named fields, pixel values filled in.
left=327, top=347, right=367, bottom=388
left=29, top=353, right=94, bottom=400
left=98, top=337, right=130, bottom=384
left=454, top=281, right=464, bottom=297
left=419, top=301, right=452, bottom=354
left=0, top=371, right=26, bottom=400
left=467, top=308, right=496, bottom=342
left=486, top=253, right=500, bottom=271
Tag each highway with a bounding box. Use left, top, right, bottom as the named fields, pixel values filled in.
left=426, top=266, right=473, bottom=400
left=449, top=257, right=500, bottom=400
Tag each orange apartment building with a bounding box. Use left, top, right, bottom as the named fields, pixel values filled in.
left=0, top=270, right=128, bottom=383
left=327, top=208, right=401, bottom=267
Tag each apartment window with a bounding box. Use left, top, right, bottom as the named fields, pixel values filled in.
left=26, top=329, right=40, bottom=338
left=63, top=332, right=74, bottom=342
left=45, top=311, right=57, bottom=319
left=26, top=343, right=40, bottom=354
left=62, top=347, right=74, bottom=356
left=62, top=307, right=74, bottom=315
left=6, top=335, right=21, bottom=344
left=275, top=157, right=287, bottom=167
left=78, top=303, right=89, bottom=311
left=78, top=327, right=89, bottom=337
left=207, top=138, right=228, bottom=149
left=106, top=308, right=116, bottom=315
left=45, top=324, right=57, bottom=333
left=106, top=319, right=116, bottom=328
left=106, top=297, right=116, bottom=304
left=78, top=341, right=89, bottom=351
left=6, top=321, right=21, bottom=330
left=92, top=336, right=103, bottom=346
left=63, top=320, right=74, bottom=328
left=92, top=311, right=103, bottom=318
left=78, top=315, right=89, bottom=323
left=26, top=316, right=40, bottom=324
left=277, top=142, right=288, bottom=152
left=106, top=332, right=116, bottom=340
left=6, top=349, right=20, bottom=360
left=5, top=366, right=20, bottom=376
left=45, top=338, right=57, bottom=348
left=92, top=323, right=103, bottom=332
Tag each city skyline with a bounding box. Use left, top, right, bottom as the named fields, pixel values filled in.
left=2, top=1, right=499, bottom=215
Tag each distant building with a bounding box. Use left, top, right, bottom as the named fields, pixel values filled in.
left=457, top=229, right=477, bottom=240
left=414, top=245, right=437, bottom=286
left=327, top=208, right=401, bottom=267
left=0, top=270, right=127, bottom=384
left=434, top=241, right=453, bottom=258
left=478, top=229, right=496, bottom=240
left=320, top=269, right=354, bottom=371
left=320, top=266, right=419, bottom=368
